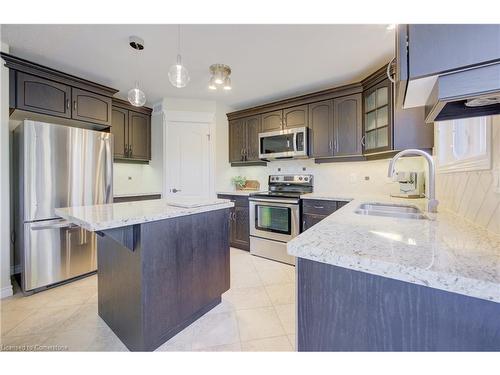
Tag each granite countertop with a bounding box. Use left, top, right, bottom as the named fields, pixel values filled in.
left=56, top=198, right=234, bottom=232
left=288, top=194, right=500, bottom=303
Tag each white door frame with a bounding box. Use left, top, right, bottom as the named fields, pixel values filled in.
left=162, top=110, right=216, bottom=198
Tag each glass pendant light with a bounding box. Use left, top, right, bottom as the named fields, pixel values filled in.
left=127, top=36, right=147, bottom=107
left=128, top=82, right=146, bottom=107
left=168, top=25, right=190, bottom=88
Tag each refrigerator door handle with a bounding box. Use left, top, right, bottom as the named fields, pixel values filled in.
left=30, top=220, right=79, bottom=231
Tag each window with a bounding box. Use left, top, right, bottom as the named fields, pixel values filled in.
left=436, top=116, right=492, bottom=173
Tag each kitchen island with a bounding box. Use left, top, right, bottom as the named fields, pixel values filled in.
left=56, top=198, right=233, bottom=351
left=290, top=194, right=500, bottom=351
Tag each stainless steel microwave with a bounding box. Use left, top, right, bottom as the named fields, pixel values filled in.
left=258, top=127, right=308, bottom=160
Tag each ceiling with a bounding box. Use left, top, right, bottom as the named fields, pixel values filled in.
left=1, top=24, right=395, bottom=110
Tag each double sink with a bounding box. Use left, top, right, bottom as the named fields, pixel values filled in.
left=355, top=202, right=429, bottom=220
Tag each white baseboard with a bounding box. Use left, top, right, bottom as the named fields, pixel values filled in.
left=0, top=284, right=13, bottom=299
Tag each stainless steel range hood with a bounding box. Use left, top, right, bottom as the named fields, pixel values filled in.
left=424, top=62, right=500, bottom=123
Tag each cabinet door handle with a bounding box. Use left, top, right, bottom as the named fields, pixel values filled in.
left=328, top=140, right=332, bottom=150
left=66, top=99, right=70, bottom=110
left=129, top=145, right=132, bottom=158
left=360, top=135, right=366, bottom=147
left=73, top=101, right=77, bottom=111
left=124, top=145, right=128, bottom=157
left=386, top=57, right=396, bottom=83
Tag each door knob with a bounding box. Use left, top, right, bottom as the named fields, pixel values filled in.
left=171, top=188, right=181, bottom=193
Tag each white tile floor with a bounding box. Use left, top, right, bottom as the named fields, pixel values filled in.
left=0, top=248, right=296, bottom=352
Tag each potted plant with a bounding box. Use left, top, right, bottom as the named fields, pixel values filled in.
left=231, top=176, right=247, bottom=190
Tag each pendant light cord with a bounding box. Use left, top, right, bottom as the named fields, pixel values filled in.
left=177, top=24, right=181, bottom=55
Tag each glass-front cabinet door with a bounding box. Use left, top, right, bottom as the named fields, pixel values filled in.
left=363, top=79, right=392, bottom=154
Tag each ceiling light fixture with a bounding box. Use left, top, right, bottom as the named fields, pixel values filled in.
left=127, top=36, right=147, bottom=107
left=208, top=64, right=232, bottom=91
left=168, top=25, right=190, bottom=88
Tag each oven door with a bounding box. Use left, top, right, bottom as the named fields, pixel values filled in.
left=249, top=198, right=300, bottom=242
left=259, top=128, right=307, bottom=159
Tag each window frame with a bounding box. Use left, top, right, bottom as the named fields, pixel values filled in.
left=435, top=116, right=492, bottom=174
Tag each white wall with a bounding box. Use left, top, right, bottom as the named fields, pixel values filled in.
left=215, top=101, right=234, bottom=192
left=0, top=41, right=13, bottom=298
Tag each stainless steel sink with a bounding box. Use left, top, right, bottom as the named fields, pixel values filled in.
left=355, top=202, right=428, bottom=220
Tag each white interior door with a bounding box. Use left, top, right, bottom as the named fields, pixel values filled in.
left=166, top=121, right=211, bottom=199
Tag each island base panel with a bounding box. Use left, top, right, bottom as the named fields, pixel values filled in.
left=297, top=258, right=500, bottom=351
left=97, top=208, right=230, bottom=351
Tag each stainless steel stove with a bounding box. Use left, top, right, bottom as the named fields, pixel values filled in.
left=248, top=174, right=313, bottom=265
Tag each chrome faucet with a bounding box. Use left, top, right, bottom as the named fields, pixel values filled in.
left=388, top=149, right=439, bottom=213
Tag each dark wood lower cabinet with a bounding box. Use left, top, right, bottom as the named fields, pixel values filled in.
left=301, top=199, right=346, bottom=232
left=297, top=258, right=500, bottom=351
left=218, top=194, right=250, bottom=251
left=302, top=213, right=326, bottom=231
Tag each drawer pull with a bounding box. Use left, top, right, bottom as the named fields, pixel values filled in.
left=313, top=206, right=324, bottom=209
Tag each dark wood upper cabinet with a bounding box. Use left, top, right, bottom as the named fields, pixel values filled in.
left=362, top=79, right=392, bottom=154
left=111, top=99, right=152, bottom=162
left=361, top=65, right=433, bottom=158
left=333, top=94, right=363, bottom=157
left=308, top=100, right=333, bottom=158
left=229, top=119, right=246, bottom=163
left=111, top=107, right=128, bottom=159
left=283, top=105, right=308, bottom=129
left=228, top=116, right=265, bottom=165
left=2, top=53, right=118, bottom=128
left=16, top=72, right=72, bottom=118
left=261, top=111, right=282, bottom=132
left=245, top=115, right=262, bottom=161
left=128, top=111, right=151, bottom=161
left=226, top=61, right=433, bottom=165
left=71, top=88, right=112, bottom=126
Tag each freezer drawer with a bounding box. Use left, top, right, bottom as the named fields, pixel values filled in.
left=24, top=219, right=97, bottom=291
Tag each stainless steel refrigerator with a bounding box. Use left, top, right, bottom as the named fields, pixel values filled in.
left=13, top=120, right=113, bottom=293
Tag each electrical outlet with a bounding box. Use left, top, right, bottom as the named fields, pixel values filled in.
left=493, top=167, right=500, bottom=194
